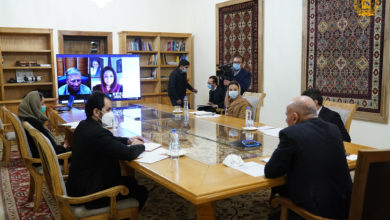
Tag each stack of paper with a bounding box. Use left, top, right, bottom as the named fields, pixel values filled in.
left=257, top=126, right=282, bottom=137
left=259, top=157, right=271, bottom=163
left=230, top=161, right=265, bottom=177
left=144, top=142, right=161, bottom=152
left=62, top=121, right=80, bottom=129
left=346, top=154, right=358, bottom=161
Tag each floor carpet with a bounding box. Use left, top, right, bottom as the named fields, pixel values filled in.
left=0, top=144, right=272, bottom=220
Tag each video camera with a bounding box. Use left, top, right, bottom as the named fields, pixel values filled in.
left=216, top=63, right=233, bottom=86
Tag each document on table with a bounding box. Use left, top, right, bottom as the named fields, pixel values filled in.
left=346, top=154, right=358, bottom=161
left=259, top=157, right=271, bottom=163
left=261, top=128, right=282, bottom=137
left=62, top=121, right=80, bottom=129
left=144, top=142, right=161, bottom=152
left=257, top=126, right=274, bottom=131
left=136, top=152, right=168, bottom=164
left=195, top=114, right=220, bottom=118
left=231, top=161, right=265, bottom=177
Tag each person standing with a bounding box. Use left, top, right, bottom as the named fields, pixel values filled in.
left=168, top=59, right=197, bottom=106
left=223, top=55, right=251, bottom=94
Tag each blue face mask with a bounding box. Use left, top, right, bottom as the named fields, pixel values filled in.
left=207, top=84, right=212, bottom=90
left=182, top=68, right=187, bottom=73
left=229, top=91, right=239, bottom=99
left=41, top=105, right=46, bottom=114
left=233, top=63, right=241, bottom=71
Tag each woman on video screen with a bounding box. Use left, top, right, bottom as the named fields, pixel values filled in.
left=93, top=66, right=123, bottom=94
left=90, top=59, right=101, bottom=77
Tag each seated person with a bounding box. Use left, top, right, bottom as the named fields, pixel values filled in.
left=18, top=91, right=70, bottom=158
left=265, top=96, right=352, bottom=220
left=66, top=91, right=148, bottom=210
left=302, top=88, right=351, bottom=142
left=90, top=59, right=101, bottom=77
left=92, top=66, right=123, bottom=95
left=58, top=67, right=92, bottom=96
left=224, top=81, right=251, bottom=119
left=198, top=76, right=225, bottom=112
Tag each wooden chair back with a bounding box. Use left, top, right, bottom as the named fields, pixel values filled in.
left=323, top=101, right=358, bottom=132
left=3, top=107, right=33, bottom=160
left=349, top=149, right=390, bottom=220
left=242, top=92, right=266, bottom=122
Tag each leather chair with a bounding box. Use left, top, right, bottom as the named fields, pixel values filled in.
left=271, top=149, right=390, bottom=220
left=323, top=101, right=358, bottom=132
left=24, top=121, right=139, bottom=220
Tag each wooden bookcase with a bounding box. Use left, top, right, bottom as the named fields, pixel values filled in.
left=0, top=27, right=56, bottom=113
left=58, top=30, right=113, bottom=54
left=118, top=31, right=193, bottom=106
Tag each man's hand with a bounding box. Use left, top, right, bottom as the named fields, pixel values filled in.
left=62, top=139, right=70, bottom=149
left=223, top=80, right=230, bottom=86
left=176, top=99, right=182, bottom=105
left=193, top=89, right=198, bottom=93
left=128, top=136, right=145, bottom=145
left=212, top=104, right=218, bottom=108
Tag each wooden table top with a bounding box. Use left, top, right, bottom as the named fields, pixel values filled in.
left=51, top=103, right=373, bottom=205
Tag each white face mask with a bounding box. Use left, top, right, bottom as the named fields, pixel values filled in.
left=101, top=111, right=114, bottom=126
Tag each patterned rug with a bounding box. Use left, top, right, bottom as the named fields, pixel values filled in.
left=0, top=145, right=272, bottom=220
left=304, top=0, right=387, bottom=120
left=218, top=0, right=259, bottom=92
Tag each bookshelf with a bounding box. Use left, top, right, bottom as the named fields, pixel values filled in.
left=118, top=31, right=193, bottom=106
left=0, top=27, right=56, bottom=114
left=58, top=30, right=113, bottom=54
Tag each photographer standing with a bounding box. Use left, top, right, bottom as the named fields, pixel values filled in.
left=168, top=59, right=197, bottom=106
left=223, top=55, right=251, bottom=94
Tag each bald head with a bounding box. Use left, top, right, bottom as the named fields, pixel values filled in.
left=285, top=96, right=317, bottom=126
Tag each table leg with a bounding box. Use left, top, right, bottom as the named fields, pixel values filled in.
left=196, top=202, right=216, bottom=220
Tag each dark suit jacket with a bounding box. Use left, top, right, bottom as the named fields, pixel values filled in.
left=168, top=68, right=194, bottom=101
left=265, top=118, right=352, bottom=220
left=209, top=85, right=225, bottom=108
left=319, top=106, right=351, bottom=142
left=66, top=118, right=144, bottom=199
left=232, top=68, right=251, bottom=94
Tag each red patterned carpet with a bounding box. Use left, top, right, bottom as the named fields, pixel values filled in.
left=1, top=145, right=271, bottom=220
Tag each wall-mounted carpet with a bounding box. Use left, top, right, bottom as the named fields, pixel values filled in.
left=217, top=0, right=262, bottom=92
left=303, top=0, right=389, bottom=122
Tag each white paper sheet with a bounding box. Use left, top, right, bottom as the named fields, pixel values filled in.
left=144, top=142, right=161, bottom=152
left=346, top=154, right=358, bottom=161
left=257, top=126, right=274, bottom=131
left=135, top=152, right=168, bottom=164
left=259, top=157, right=271, bottom=163
left=195, top=114, right=220, bottom=118
left=62, top=121, right=80, bottom=129
left=261, top=128, right=282, bottom=137
left=231, top=161, right=265, bottom=177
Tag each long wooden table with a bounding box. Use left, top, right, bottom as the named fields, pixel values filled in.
left=50, top=103, right=373, bottom=220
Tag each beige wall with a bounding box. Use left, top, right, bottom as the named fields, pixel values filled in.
left=1, top=0, right=389, bottom=149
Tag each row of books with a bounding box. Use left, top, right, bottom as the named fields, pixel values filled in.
left=167, top=41, right=185, bottom=51
left=161, top=54, right=188, bottom=65
left=140, top=68, right=157, bottom=79
left=148, top=54, right=158, bottom=65
left=129, top=37, right=153, bottom=51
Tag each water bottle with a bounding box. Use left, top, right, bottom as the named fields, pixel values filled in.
left=169, top=129, right=180, bottom=160
left=183, top=96, right=189, bottom=121
left=245, top=107, right=254, bottom=127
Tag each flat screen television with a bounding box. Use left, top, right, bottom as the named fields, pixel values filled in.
left=56, top=54, right=141, bottom=104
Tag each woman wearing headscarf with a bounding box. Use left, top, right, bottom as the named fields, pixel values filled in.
left=18, top=91, right=70, bottom=158
left=224, top=81, right=251, bottom=119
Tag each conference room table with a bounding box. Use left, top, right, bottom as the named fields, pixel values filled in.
left=50, top=103, right=373, bottom=220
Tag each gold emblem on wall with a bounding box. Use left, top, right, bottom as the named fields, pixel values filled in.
left=354, top=0, right=380, bottom=16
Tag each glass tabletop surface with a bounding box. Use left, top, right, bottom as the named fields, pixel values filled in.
left=114, top=105, right=280, bottom=165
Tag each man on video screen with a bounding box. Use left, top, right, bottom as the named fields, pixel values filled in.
left=59, top=67, right=92, bottom=96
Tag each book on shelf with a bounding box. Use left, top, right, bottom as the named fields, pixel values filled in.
left=148, top=54, right=157, bottom=65
left=128, top=37, right=153, bottom=51
left=166, top=41, right=186, bottom=51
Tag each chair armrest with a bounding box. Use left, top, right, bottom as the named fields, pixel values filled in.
left=271, top=197, right=331, bottom=220
left=57, top=151, right=71, bottom=175
left=57, top=185, right=129, bottom=218
left=56, top=185, right=129, bottom=205
left=24, top=157, right=42, bottom=164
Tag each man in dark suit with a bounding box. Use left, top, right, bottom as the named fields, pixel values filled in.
left=66, top=91, right=148, bottom=209
left=302, top=88, right=351, bottom=142
left=265, top=96, right=352, bottom=220
left=198, top=76, right=225, bottom=112
left=168, top=59, right=198, bottom=106
left=223, top=55, right=251, bottom=94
